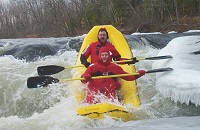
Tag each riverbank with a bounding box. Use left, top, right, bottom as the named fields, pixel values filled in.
left=118, top=16, right=200, bottom=34
left=6, top=16, right=200, bottom=39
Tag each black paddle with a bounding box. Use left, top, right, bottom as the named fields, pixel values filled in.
left=37, top=55, right=173, bottom=76
left=37, top=65, right=65, bottom=76
left=27, top=67, right=173, bottom=88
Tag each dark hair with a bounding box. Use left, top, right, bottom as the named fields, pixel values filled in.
left=98, top=28, right=109, bottom=39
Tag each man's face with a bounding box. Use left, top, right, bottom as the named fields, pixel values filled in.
left=98, top=31, right=107, bottom=43
left=100, top=52, right=109, bottom=62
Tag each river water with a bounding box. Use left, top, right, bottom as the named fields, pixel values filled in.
left=0, top=32, right=200, bottom=129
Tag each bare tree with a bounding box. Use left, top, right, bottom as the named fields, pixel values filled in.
left=0, top=0, right=200, bottom=38
left=173, top=0, right=179, bottom=24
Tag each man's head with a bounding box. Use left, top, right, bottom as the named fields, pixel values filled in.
left=98, top=28, right=109, bottom=44
left=99, top=47, right=111, bottom=63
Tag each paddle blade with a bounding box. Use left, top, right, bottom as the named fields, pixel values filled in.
left=27, top=76, right=59, bottom=88
left=37, top=65, right=65, bottom=76
left=146, top=67, right=173, bottom=74
left=144, top=55, right=173, bottom=60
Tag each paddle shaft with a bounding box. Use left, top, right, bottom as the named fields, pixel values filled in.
left=37, top=55, right=173, bottom=76
left=63, top=55, right=173, bottom=67
left=65, top=55, right=173, bottom=67
left=60, top=73, right=139, bottom=82
left=60, top=67, right=173, bottom=82
left=27, top=67, right=173, bottom=88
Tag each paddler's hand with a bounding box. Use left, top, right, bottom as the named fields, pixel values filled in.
left=137, top=70, right=146, bottom=77
left=125, top=57, right=139, bottom=64
left=81, top=74, right=92, bottom=83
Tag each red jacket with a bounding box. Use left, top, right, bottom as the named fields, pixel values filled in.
left=81, top=60, right=137, bottom=104
left=81, top=41, right=122, bottom=63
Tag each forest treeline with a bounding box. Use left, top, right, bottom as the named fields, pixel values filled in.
left=0, top=0, right=200, bottom=39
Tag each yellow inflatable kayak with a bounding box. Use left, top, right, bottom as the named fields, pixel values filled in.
left=72, top=25, right=140, bottom=121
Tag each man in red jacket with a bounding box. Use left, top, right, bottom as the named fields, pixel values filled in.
left=80, top=27, right=138, bottom=68
left=81, top=47, right=146, bottom=104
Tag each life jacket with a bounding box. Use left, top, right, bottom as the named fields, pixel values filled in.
left=81, top=41, right=121, bottom=63
left=82, top=47, right=136, bottom=104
